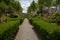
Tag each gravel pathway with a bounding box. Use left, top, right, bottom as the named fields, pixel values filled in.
left=14, top=18, right=41, bottom=40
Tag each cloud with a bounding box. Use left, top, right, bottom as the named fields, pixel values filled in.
left=19, top=0, right=38, bottom=13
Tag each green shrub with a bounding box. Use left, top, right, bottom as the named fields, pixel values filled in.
left=49, top=11, right=60, bottom=25
left=0, top=20, right=20, bottom=40
left=10, top=14, right=18, bottom=18
left=7, top=18, right=20, bottom=21
left=50, top=30, right=60, bottom=40
left=30, top=18, right=60, bottom=40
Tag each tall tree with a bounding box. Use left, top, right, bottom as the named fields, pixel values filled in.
left=37, top=0, right=45, bottom=15
left=30, top=0, right=37, bottom=12
left=27, top=0, right=37, bottom=15
left=45, top=0, right=53, bottom=7
left=27, top=7, right=31, bottom=13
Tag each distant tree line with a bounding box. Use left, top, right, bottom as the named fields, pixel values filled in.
left=27, top=0, right=60, bottom=16
left=27, top=0, right=60, bottom=24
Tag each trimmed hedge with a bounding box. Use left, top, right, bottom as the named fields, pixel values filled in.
left=7, top=17, right=20, bottom=21
left=0, top=19, right=22, bottom=40
left=30, top=18, right=60, bottom=40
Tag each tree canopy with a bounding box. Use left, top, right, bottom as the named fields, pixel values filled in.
left=27, top=0, right=37, bottom=14
left=0, top=0, right=22, bottom=15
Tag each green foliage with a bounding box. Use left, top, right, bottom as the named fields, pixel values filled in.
left=38, top=0, right=44, bottom=5
left=37, top=0, right=56, bottom=16
left=56, top=0, right=60, bottom=5
left=45, top=0, right=53, bottom=7
left=0, top=1, right=7, bottom=12
left=49, top=11, right=60, bottom=25
left=12, top=1, right=22, bottom=12
left=37, top=0, right=45, bottom=15
left=0, top=0, right=22, bottom=15
left=0, top=18, right=24, bottom=40
left=27, top=7, right=31, bottom=13
left=27, top=0, right=37, bottom=13
left=0, top=0, right=23, bottom=22
left=0, top=20, right=20, bottom=40
left=29, top=17, right=60, bottom=40
left=38, top=0, right=56, bottom=7
left=50, top=30, right=60, bottom=40
left=7, top=18, right=20, bottom=21
left=30, top=1, right=37, bottom=12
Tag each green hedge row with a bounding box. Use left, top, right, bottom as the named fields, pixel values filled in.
left=7, top=18, right=20, bottom=21
left=29, top=18, right=60, bottom=40
left=0, top=20, right=21, bottom=40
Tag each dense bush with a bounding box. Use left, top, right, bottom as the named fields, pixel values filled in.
left=0, top=20, right=21, bottom=40
left=30, top=18, right=60, bottom=40
left=10, top=14, right=18, bottom=18
left=50, top=30, right=60, bottom=40
left=49, top=11, right=60, bottom=25
left=7, top=18, right=20, bottom=21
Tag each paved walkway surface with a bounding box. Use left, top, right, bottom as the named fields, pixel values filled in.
left=14, top=18, right=41, bottom=40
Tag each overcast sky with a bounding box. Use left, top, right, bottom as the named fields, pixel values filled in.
left=19, top=0, right=38, bottom=13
